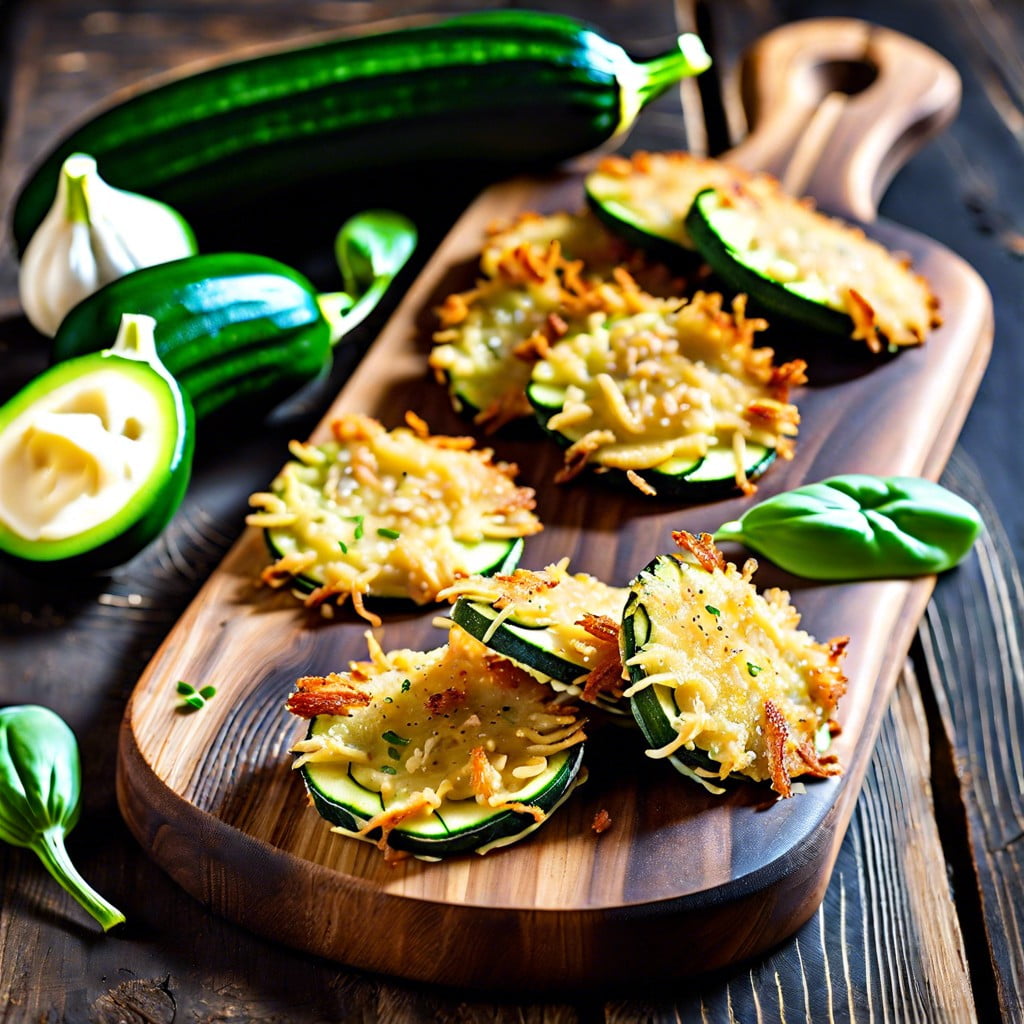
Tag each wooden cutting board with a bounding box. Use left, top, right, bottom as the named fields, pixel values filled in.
left=116, top=19, right=992, bottom=989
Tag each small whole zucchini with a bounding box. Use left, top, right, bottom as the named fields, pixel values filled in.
left=49, top=209, right=416, bottom=422
left=50, top=252, right=332, bottom=422
left=12, top=12, right=710, bottom=250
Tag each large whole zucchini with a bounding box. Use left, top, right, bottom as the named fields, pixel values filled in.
left=12, top=11, right=710, bottom=250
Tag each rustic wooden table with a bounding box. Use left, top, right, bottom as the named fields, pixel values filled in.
left=0, top=0, right=1021, bottom=1021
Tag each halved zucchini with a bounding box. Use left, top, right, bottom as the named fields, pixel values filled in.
left=288, top=626, right=588, bottom=858
left=621, top=532, right=847, bottom=797
left=246, top=412, right=541, bottom=620
left=526, top=294, right=803, bottom=498
left=685, top=187, right=940, bottom=351
left=439, top=560, right=630, bottom=713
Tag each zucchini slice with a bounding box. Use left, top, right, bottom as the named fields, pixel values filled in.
left=685, top=187, right=940, bottom=351
left=288, top=626, right=587, bottom=859
left=621, top=531, right=847, bottom=797
left=527, top=293, right=805, bottom=498
left=246, top=412, right=541, bottom=620
left=438, top=560, right=630, bottom=713
left=584, top=151, right=775, bottom=262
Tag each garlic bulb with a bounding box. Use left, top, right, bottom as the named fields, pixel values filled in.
left=18, top=153, right=197, bottom=337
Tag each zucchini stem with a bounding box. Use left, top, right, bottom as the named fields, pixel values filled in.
left=637, top=34, right=712, bottom=105
left=316, top=291, right=356, bottom=345
left=32, top=826, right=125, bottom=932
left=617, top=33, right=711, bottom=137
left=321, top=278, right=391, bottom=346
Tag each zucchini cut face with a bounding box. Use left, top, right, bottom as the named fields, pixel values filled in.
left=686, top=187, right=941, bottom=351
left=527, top=292, right=805, bottom=498
left=438, top=559, right=630, bottom=713
left=288, top=626, right=587, bottom=859
left=246, top=412, right=541, bottom=621
left=0, top=322, right=194, bottom=572
left=621, top=532, right=847, bottom=797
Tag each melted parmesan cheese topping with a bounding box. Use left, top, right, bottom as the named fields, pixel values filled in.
left=479, top=210, right=633, bottom=279
left=290, top=627, right=586, bottom=827
left=625, top=541, right=846, bottom=791
left=429, top=258, right=575, bottom=429
left=586, top=151, right=776, bottom=249
left=246, top=413, right=541, bottom=612
left=705, top=186, right=940, bottom=348
left=532, top=293, right=803, bottom=481
left=431, top=211, right=688, bottom=431
left=438, top=558, right=629, bottom=679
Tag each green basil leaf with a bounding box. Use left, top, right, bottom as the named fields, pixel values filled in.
left=0, top=705, right=124, bottom=931
left=713, top=474, right=982, bottom=580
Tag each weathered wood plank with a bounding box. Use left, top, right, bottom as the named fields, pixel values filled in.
left=920, top=448, right=1024, bottom=1023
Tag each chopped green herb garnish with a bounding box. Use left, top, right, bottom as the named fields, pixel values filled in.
left=346, top=515, right=365, bottom=539
left=176, top=680, right=216, bottom=711
left=382, top=730, right=410, bottom=746
left=377, top=527, right=401, bottom=540
left=387, top=747, right=401, bottom=760
left=379, top=765, right=398, bottom=775
left=705, top=605, right=721, bottom=617
left=747, top=663, right=762, bottom=677
left=401, top=679, right=411, bottom=692
left=338, top=540, right=348, bottom=554
left=383, top=696, right=393, bottom=704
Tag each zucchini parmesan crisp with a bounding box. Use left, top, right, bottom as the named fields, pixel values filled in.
left=528, top=292, right=807, bottom=497
left=287, top=625, right=588, bottom=860
left=246, top=412, right=541, bottom=622
left=430, top=210, right=686, bottom=433
left=687, top=185, right=941, bottom=350
left=622, top=531, right=847, bottom=797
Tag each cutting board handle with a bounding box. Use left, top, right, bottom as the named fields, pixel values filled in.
left=725, top=18, right=961, bottom=222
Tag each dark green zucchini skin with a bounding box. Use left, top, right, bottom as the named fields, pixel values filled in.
left=621, top=562, right=735, bottom=782
left=684, top=188, right=854, bottom=338
left=50, top=253, right=331, bottom=421
left=450, top=598, right=584, bottom=686
left=263, top=533, right=525, bottom=606
left=13, top=11, right=702, bottom=250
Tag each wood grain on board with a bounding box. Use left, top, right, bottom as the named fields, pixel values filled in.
left=116, top=19, right=993, bottom=984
